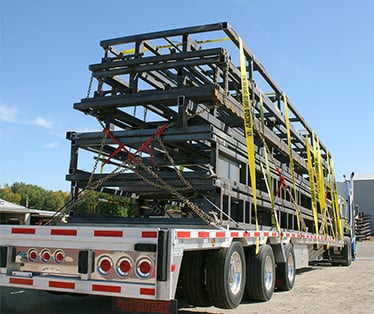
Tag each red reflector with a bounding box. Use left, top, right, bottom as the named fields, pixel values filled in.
left=12, top=228, right=35, bottom=235
left=198, top=231, right=210, bottom=238
left=92, top=284, right=121, bottom=293
left=142, top=231, right=157, bottom=238
left=49, top=281, right=75, bottom=289
left=176, top=231, right=190, bottom=238
left=171, top=263, right=176, bottom=272
left=140, top=288, right=155, bottom=296
left=254, top=231, right=261, bottom=237
left=216, top=231, right=226, bottom=238
left=94, top=230, right=123, bottom=237
left=10, top=277, right=33, bottom=286
left=51, top=229, right=77, bottom=236
left=231, top=232, right=239, bottom=237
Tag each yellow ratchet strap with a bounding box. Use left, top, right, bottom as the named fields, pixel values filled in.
left=314, top=136, right=327, bottom=235
left=306, top=133, right=319, bottom=235
left=283, top=93, right=301, bottom=231
left=239, top=37, right=259, bottom=253
left=330, top=156, right=343, bottom=239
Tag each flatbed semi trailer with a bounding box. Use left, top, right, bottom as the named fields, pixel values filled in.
left=0, top=22, right=352, bottom=312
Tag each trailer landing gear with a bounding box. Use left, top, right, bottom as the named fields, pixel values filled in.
left=276, top=244, right=296, bottom=291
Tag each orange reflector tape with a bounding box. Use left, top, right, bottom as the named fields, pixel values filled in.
left=140, top=288, right=156, bottom=296
left=12, top=228, right=35, bottom=234
left=176, top=231, right=191, bottom=238
left=198, top=231, right=210, bottom=238
left=215, top=232, right=226, bottom=238
left=94, top=230, right=123, bottom=237
left=49, top=281, right=75, bottom=289
left=10, top=277, right=33, bottom=286
left=141, top=231, right=158, bottom=238
left=51, top=229, right=77, bottom=236
left=92, top=284, right=121, bottom=293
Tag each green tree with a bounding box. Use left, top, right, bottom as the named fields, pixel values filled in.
left=0, top=186, right=22, bottom=204
left=0, top=182, right=69, bottom=211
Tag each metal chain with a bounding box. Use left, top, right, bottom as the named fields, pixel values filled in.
left=133, top=163, right=216, bottom=224
left=157, top=137, right=193, bottom=190
left=86, top=74, right=94, bottom=98
left=87, top=120, right=109, bottom=188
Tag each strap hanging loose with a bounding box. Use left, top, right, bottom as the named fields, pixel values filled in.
left=239, top=37, right=259, bottom=253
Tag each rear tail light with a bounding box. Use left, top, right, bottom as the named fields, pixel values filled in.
left=27, top=249, right=38, bottom=262
left=136, top=257, right=153, bottom=278
left=54, top=250, right=65, bottom=264
left=98, top=256, right=113, bottom=275
left=116, top=257, right=132, bottom=277
left=40, top=249, right=51, bottom=263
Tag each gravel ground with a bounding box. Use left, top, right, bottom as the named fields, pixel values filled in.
left=1, top=239, right=373, bottom=313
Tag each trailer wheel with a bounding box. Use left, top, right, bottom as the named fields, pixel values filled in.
left=181, top=251, right=211, bottom=307
left=246, top=244, right=275, bottom=301
left=206, top=241, right=246, bottom=309
left=341, top=236, right=352, bottom=266
left=276, top=243, right=296, bottom=291
left=331, top=236, right=352, bottom=266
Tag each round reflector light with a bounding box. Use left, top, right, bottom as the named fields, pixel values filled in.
left=28, top=249, right=38, bottom=262
left=54, top=250, right=65, bottom=264
left=40, top=249, right=51, bottom=263
left=117, top=258, right=132, bottom=276
left=136, top=258, right=152, bottom=278
left=98, top=256, right=113, bottom=275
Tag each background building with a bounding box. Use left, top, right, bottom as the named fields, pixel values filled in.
left=338, top=173, right=374, bottom=236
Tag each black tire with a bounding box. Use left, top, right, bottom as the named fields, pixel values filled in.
left=246, top=244, right=275, bottom=301
left=181, top=251, right=211, bottom=307
left=276, top=243, right=296, bottom=291
left=341, top=236, right=352, bottom=266
left=206, top=241, right=246, bottom=309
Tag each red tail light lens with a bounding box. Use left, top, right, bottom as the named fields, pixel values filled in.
left=116, top=258, right=132, bottom=277
left=54, top=250, right=65, bottom=264
left=28, top=249, right=38, bottom=262
left=136, top=258, right=152, bottom=278
left=40, top=249, right=51, bottom=263
left=98, top=256, right=113, bottom=275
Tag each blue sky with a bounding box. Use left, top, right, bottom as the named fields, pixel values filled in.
left=1, top=0, right=373, bottom=191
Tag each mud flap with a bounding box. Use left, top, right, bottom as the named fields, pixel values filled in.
left=112, top=297, right=178, bottom=314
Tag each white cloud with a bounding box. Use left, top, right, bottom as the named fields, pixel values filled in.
left=0, top=104, right=17, bottom=122
left=45, top=142, right=59, bottom=149
left=0, top=103, right=54, bottom=130
left=34, top=116, right=53, bottom=129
